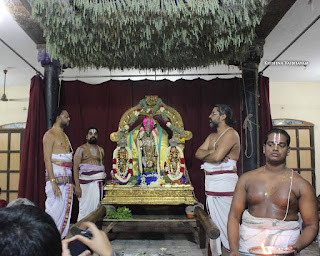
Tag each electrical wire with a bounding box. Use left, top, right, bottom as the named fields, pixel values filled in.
left=0, top=37, right=44, bottom=77
left=260, top=14, right=320, bottom=74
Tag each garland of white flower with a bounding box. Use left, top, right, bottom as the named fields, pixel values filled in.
left=164, top=146, right=185, bottom=181
left=137, top=129, right=161, bottom=175
left=119, top=98, right=184, bottom=140
left=112, top=146, right=133, bottom=183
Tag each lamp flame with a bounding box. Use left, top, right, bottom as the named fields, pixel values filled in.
left=261, top=243, right=272, bottom=255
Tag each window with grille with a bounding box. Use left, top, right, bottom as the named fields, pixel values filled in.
left=273, top=119, right=315, bottom=189
left=0, top=123, right=25, bottom=202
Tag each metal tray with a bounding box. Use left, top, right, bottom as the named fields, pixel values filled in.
left=248, top=246, right=295, bottom=255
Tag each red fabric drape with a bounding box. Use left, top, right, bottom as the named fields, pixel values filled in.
left=18, top=76, right=47, bottom=208
left=0, top=200, right=7, bottom=208
left=60, top=78, right=243, bottom=205
left=17, top=76, right=271, bottom=211
left=258, top=75, right=273, bottom=166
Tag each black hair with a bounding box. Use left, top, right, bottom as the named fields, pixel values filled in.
left=86, top=126, right=99, bottom=135
left=0, top=205, right=62, bottom=256
left=51, top=107, right=67, bottom=122
left=215, top=104, right=236, bottom=126
left=264, top=128, right=291, bottom=146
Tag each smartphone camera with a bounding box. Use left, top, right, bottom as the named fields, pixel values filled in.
left=68, top=229, right=93, bottom=256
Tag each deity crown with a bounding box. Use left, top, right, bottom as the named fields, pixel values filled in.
left=142, top=116, right=156, bottom=130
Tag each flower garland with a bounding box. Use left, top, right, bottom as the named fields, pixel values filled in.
left=31, top=0, right=266, bottom=70
left=164, top=146, right=185, bottom=181
left=112, top=146, right=133, bottom=184
left=119, top=98, right=185, bottom=140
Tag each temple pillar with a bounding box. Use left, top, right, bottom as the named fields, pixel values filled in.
left=241, top=39, right=265, bottom=172
left=37, top=45, right=61, bottom=129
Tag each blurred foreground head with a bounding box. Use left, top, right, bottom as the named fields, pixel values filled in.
left=0, top=205, right=62, bottom=256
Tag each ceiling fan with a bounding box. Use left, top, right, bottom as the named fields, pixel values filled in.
left=1, top=69, right=8, bottom=101
left=1, top=69, right=29, bottom=102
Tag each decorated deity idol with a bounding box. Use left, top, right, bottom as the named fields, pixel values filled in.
left=112, top=138, right=133, bottom=184
left=137, top=116, right=160, bottom=174
left=164, top=137, right=186, bottom=184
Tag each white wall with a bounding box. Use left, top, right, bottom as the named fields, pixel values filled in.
left=0, top=85, right=29, bottom=126
left=270, top=81, right=320, bottom=194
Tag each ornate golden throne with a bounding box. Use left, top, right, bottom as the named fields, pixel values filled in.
left=101, top=95, right=197, bottom=205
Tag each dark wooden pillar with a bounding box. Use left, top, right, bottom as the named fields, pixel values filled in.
left=38, top=46, right=61, bottom=129
left=43, top=60, right=60, bottom=129
left=241, top=39, right=264, bottom=172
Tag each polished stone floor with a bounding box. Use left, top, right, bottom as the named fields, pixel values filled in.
left=110, top=232, right=206, bottom=256
left=301, top=241, right=319, bottom=256
left=110, top=232, right=319, bottom=256
left=106, top=206, right=319, bottom=256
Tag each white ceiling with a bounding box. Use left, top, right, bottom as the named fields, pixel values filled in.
left=0, top=0, right=320, bottom=89
left=259, top=0, right=320, bottom=82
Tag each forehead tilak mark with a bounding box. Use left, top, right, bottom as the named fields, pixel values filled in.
left=89, top=129, right=98, bottom=134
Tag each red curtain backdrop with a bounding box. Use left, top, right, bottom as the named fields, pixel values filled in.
left=258, top=75, right=273, bottom=166
left=18, top=75, right=47, bottom=208
left=18, top=76, right=271, bottom=210
left=60, top=78, right=243, bottom=205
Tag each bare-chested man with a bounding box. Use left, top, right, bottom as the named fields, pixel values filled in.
left=43, top=108, right=73, bottom=238
left=73, top=127, right=105, bottom=221
left=228, top=128, right=318, bottom=256
left=195, top=104, right=240, bottom=256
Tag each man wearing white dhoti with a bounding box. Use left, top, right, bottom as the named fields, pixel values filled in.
left=73, top=127, right=105, bottom=221
left=238, top=210, right=300, bottom=255
left=43, top=108, right=73, bottom=238
left=196, top=104, right=240, bottom=256
left=228, top=128, right=318, bottom=256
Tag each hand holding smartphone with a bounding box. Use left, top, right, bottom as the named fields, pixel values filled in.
left=68, top=229, right=92, bottom=256
left=62, top=222, right=113, bottom=256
